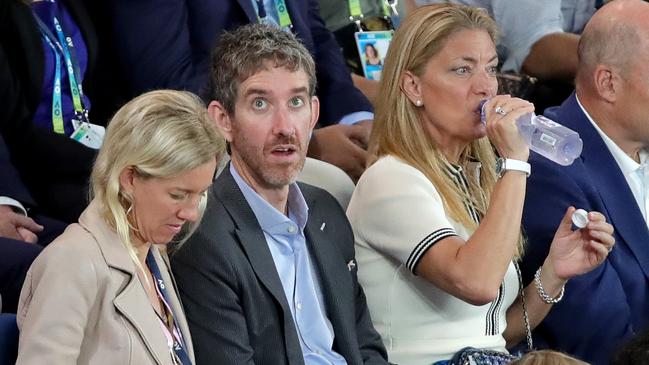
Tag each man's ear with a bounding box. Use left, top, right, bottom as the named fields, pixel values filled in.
left=309, top=95, right=320, bottom=131
left=593, top=65, right=620, bottom=103
left=208, top=101, right=234, bottom=142
left=401, top=70, right=423, bottom=106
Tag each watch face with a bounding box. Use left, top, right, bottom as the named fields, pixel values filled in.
left=496, top=158, right=505, bottom=177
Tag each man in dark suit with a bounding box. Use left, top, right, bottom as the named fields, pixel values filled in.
left=0, top=0, right=108, bottom=223
left=110, top=0, right=373, bottom=180
left=520, top=1, right=649, bottom=363
left=171, top=24, right=388, bottom=365
left=0, top=42, right=66, bottom=313
left=0, top=134, right=66, bottom=313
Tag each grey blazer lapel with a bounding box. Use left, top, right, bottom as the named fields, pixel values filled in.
left=215, top=168, right=298, bottom=340
left=235, top=228, right=290, bottom=309
left=302, top=197, right=355, bottom=342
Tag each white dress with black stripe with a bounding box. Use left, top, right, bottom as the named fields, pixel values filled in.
left=346, top=155, right=518, bottom=365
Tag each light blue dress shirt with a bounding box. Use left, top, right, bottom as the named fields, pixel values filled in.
left=231, top=164, right=347, bottom=365
left=250, top=0, right=373, bottom=125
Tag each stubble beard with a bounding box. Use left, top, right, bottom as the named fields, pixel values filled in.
left=234, top=138, right=306, bottom=190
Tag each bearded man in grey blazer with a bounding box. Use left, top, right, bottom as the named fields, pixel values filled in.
left=171, top=24, right=389, bottom=365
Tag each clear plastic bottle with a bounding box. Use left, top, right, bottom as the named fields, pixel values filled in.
left=480, top=100, right=583, bottom=166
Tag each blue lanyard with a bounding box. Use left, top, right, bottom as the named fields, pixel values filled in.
left=33, top=12, right=88, bottom=134
left=53, top=17, right=84, bottom=111
left=146, top=250, right=192, bottom=365
left=254, top=0, right=293, bottom=29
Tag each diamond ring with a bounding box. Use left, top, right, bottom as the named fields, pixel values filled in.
left=495, top=106, right=507, bottom=116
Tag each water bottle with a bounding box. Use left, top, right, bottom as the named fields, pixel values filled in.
left=480, top=100, right=583, bottom=166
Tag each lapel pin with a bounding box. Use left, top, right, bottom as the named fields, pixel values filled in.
left=320, top=222, right=326, bottom=231
left=347, top=260, right=356, bottom=271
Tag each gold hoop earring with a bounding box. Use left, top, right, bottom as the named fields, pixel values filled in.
left=125, top=201, right=140, bottom=233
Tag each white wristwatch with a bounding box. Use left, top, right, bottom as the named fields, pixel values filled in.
left=496, top=158, right=531, bottom=178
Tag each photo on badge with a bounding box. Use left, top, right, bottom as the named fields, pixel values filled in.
left=354, top=30, right=393, bottom=81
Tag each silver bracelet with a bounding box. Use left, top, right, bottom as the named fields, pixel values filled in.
left=534, top=267, right=565, bottom=304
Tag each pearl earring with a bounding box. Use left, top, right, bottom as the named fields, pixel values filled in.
left=415, top=100, right=423, bottom=107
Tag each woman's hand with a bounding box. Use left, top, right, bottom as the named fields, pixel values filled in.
left=545, top=206, right=615, bottom=281
left=483, top=95, right=534, bottom=162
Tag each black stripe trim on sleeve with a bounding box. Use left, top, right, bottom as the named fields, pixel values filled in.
left=485, top=283, right=505, bottom=335
left=406, top=228, right=458, bottom=274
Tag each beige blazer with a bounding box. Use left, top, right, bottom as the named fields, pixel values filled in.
left=16, top=200, right=195, bottom=365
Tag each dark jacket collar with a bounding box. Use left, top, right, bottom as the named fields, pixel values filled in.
left=212, top=166, right=358, bottom=363
left=549, top=93, right=649, bottom=279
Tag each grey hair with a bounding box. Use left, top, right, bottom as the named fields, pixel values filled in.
left=207, top=23, right=317, bottom=114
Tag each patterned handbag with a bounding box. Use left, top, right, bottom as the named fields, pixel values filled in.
left=446, top=263, right=532, bottom=365
left=496, top=72, right=537, bottom=99
left=448, top=347, right=518, bottom=365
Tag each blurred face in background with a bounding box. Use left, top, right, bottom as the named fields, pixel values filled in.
left=366, top=44, right=378, bottom=58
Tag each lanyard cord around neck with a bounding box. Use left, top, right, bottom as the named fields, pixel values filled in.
left=255, top=0, right=293, bottom=29
left=33, top=12, right=88, bottom=134
left=145, top=250, right=193, bottom=365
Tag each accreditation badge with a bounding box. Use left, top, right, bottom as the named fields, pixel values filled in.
left=354, top=30, right=393, bottom=80
left=70, top=119, right=105, bottom=149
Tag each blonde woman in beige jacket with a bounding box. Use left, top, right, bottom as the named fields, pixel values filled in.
left=15, top=90, right=225, bottom=365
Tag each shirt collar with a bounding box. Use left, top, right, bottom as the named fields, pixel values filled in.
left=575, top=94, right=648, bottom=176
left=230, top=164, right=309, bottom=233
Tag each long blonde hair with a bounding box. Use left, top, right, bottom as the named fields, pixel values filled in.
left=90, top=90, right=226, bottom=269
left=371, top=4, right=524, bottom=255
